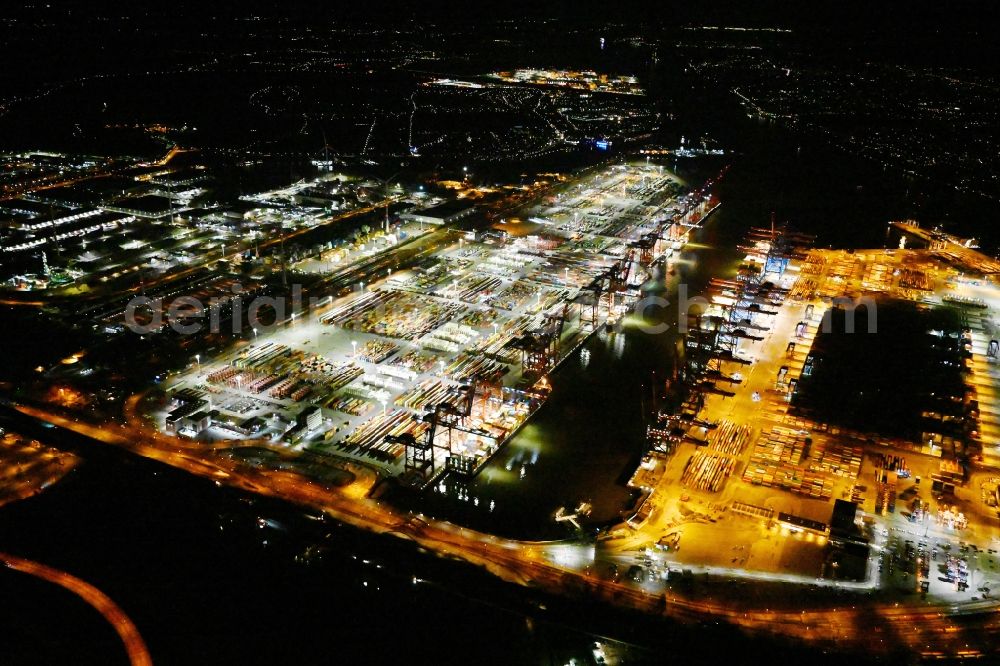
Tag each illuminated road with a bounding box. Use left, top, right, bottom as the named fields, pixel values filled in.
left=0, top=551, right=153, bottom=666
left=0, top=298, right=46, bottom=307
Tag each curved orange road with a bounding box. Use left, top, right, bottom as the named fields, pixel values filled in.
left=0, top=551, right=153, bottom=666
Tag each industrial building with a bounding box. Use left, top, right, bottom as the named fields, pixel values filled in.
left=401, top=199, right=476, bottom=226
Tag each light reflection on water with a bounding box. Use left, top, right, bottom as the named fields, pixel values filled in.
left=610, top=327, right=627, bottom=360
left=390, top=207, right=744, bottom=539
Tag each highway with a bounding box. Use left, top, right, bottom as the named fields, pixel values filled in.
left=0, top=551, right=153, bottom=666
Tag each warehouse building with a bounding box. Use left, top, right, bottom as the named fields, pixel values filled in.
left=401, top=199, right=475, bottom=226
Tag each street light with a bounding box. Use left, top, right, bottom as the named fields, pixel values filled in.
left=373, top=169, right=404, bottom=234
left=351, top=340, right=358, bottom=360
left=195, top=354, right=201, bottom=372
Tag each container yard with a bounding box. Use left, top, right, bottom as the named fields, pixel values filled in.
left=154, top=161, right=720, bottom=486
left=607, top=217, right=1000, bottom=585
left=681, top=450, right=736, bottom=492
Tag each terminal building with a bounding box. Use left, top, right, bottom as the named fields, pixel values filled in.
left=104, top=194, right=178, bottom=219
left=149, top=169, right=211, bottom=190
left=401, top=199, right=476, bottom=226
left=164, top=388, right=214, bottom=436
left=303, top=406, right=323, bottom=432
